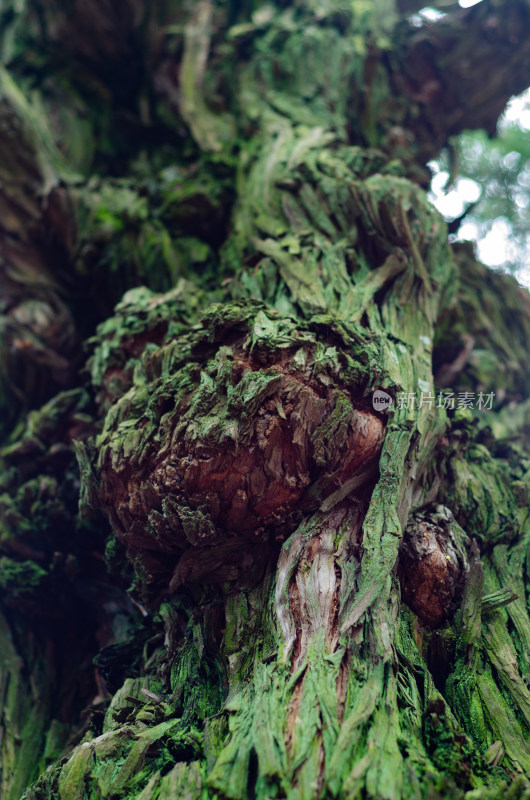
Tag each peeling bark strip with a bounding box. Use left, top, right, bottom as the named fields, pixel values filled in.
left=1, top=1, right=530, bottom=800
left=275, top=504, right=361, bottom=670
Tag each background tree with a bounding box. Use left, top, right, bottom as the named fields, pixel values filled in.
left=431, top=103, right=530, bottom=272
left=1, top=2, right=530, bottom=799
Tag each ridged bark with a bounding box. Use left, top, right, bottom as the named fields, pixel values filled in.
left=1, top=2, right=530, bottom=799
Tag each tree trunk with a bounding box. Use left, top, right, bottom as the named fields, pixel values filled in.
left=2, top=2, right=530, bottom=799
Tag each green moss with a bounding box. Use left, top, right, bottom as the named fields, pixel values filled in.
left=0, top=557, right=47, bottom=596
left=2, top=2, right=530, bottom=800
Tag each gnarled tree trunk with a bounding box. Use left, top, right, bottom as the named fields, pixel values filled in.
left=1, top=2, right=530, bottom=799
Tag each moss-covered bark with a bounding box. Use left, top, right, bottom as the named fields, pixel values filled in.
left=2, top=1, right=530, bottom=799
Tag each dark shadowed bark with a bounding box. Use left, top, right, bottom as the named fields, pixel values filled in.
left=1, top=2, right=530, bottom=799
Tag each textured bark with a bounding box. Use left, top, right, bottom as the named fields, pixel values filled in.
left=1, top=2, right=530, bottom=800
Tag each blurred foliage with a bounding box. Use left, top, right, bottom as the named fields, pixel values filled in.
left=433, top=92, right=530, bottom=272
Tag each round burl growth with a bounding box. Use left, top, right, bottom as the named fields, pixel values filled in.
left=88, top=304, right=384, bottom=589
left=397, top=507, right=469, bottom=627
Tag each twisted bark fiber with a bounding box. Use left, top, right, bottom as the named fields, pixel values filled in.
left=1, top=1, right=530, bottom=799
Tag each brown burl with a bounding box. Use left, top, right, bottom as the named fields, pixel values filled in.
left=85, top=300, right=468, bottom=628
left=398, top=508, right=469, bottom=628
left=85, top=306, right=385, bottom=596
